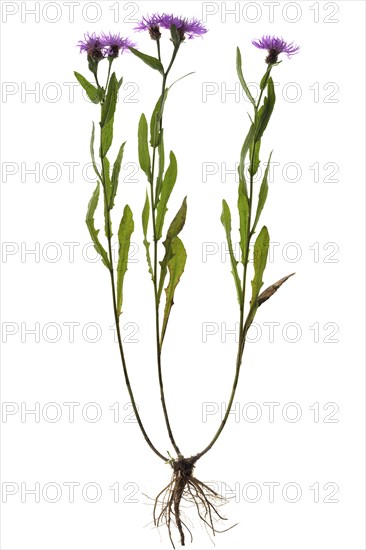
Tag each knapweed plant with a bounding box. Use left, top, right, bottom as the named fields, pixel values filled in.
left=75, top=16, right=299, bottom=548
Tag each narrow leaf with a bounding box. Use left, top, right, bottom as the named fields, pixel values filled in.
left=117, top=205, right=134, bottom=316
left=251, top=226, right=270, bottom=303
left=85, top=182, right=110, bottom=269
left=90, top=122, right=101, bottom=180
left=129, top=47, right=164, bottom=75
left=238, top=180, right=249, bottom=265
left=255, top=77, right=276, bottom=142
left=238, top=123, right=255, bottom=198
left=169, top=72, right=195, bottom=90
left=252, top=151, right=272, bottom=233
left=155, top=151, right=178, bottom=240
left=138, top=114, right=151, bottom=181
left=158, top=197, right=187, bottom=302
left=74, top=72, right=101, bottom=104
left=150, top=89, right=168, bottom=148
left=249, top=138, right=261, bottom=176
left=110, top=142, right=126, bottom=209
left=258, top=273, right=295, bottom=306
left=236, top=47, right=255, bottom=107
left=101, top=72, right=118, bottom=127
left=161, top=236, right=187, bottom=344
left=142, top=192, right=153, bottom=279
left=156, top=129, right=165, bottom=201
left=221, top=200, right=242, bottom=304
left=101, top=156, right=112, bottom=237
left=101, top=118, right=114, bottom=157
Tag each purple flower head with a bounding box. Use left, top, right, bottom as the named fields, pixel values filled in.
left=77, top=32, right=104, bottom=61
left=160, top=13, right=208, bottom=41
left=101, top=32, right=135, bottom=58
left=252, top=35, right=300, bottom=64
left=134, top=13, right=163, bottom=40
left=134, top=13, right=207, bottom=42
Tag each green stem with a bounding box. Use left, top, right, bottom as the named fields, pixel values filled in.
left=99, top=102, right=167, bottom=463
left=195, top=68, right=270, bottom=460
left=148, top=43, right=182, bottom=457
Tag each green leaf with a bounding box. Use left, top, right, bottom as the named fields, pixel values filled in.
left=101, top=72, right=118, bottom=127
left=150, top=89, right=168, bottom=148
left=260, top=67, right=271, bottom=91
left=252, top=152, right=272, bottom=234
left=169, top=72, right=195, bottom=90
left=90, top=122, right=101, bottom=180
left=156, top=130, right=165, bottom=201
left=85, top=182, right=111, bottom=269
left=236, top=47, right=255, bottom=107
left=158, top=197, right=187, bottom=302
left=129, top=47, right=164, bottom=75
left=101, top=118, right=114, bottom=158
left=161, top=236, right=187, bottom=344
left=255, top=77, right=276, bottom=142
left=74, top=72, right=101, bottom=104
left=249, top=138, right=261, bottom=176
left=238, top=180, right=249, bottom=265
left=110, top=142, right=126, bottom=209
left=238, top=123, right=255, bottom=198
left=170, top=24, right=181, bottom=47
left=142, top=192, right=153, bottom=280
left=155, top=151, right=177, bottom=240
left=101, top=157, right=112, bottom=236
left=138, top=114, right=151, bottom=181
left=251, top=225, right=270, bottom=304
left=221, top=200, right=242, bottom=304
left=116, top=205, right=134, bottom=316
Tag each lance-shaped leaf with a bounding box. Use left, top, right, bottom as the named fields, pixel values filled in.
left=129, top=47, right=164, bottom=75
left=90, top=122, right=101, bottom=180
left=101, top=72, right=118, bottom=127
left=158, top=197, right=187, bottom=303
left=221, top=200, right=242, bottom=305
left=258, top=273, right=295, bottom=306
left=170, top=24, right=181, bottom=47
left=101, top=118, right=114, bottom=158
left=236, top=47, right=255, bottom=107
left=101, top=156, right=112, bottom=237
left=249, top=138, right=261, bottom=176
left=142, top=192, right=153, bottom=280
left=150, top=89, right=168, bottom=148
left=161, top=236, right=187, bottom=344
left=74, top=72, right=101, bottom=104
left=252, top=151, right=272, bottom=234
left=138, top=114, right=151, bottom=181
left=156, top=130, right=165, bottom=201
left=238, top=123, right=255, bottom=198
left=85, top=182, right=111, bottom=269
left=109, top=142, right=126, bottom=209
left=251, top=226, right=269, bottom=300
left=155, top=151, right=177, bottom=240
left=116, top=205, right=134, bottom=316
left=238, top=180, right=249, bottom=265
left=244, top=225, right=270, bottom=331
left=260, top=67, right=271, bottom=91
left=255, top=77, right=276, bottom=142
left=100, top=73, right=118, bottom=157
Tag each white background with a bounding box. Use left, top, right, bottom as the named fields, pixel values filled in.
left=1, top=1, right=365, bottom=549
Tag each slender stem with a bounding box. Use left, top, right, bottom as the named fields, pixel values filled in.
left=99, top=100, right=167, bottom=463
left=105, top=59, right=113, bottom=93
left=148, top=43, right=182, bottom=457
left=195, top=70, right=270, bottom=460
